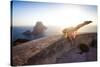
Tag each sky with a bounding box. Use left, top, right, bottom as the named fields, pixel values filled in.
left=12, top=1, right=97, bottom=28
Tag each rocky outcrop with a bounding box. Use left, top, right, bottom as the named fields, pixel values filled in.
left=12, top=35, right=62, bottom=66
left=23, top=30, right=32, bottom=35
left=32, top=21, right=47, bottom=35
left=11, top=33, right=97, bottom=66
left=22, top=21, right=47, bottom=36
left=13, top=39, right=29, bottom=46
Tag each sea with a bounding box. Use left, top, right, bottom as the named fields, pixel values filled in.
left=11, top=26, right=61, bottom=42
left=12, top=26, right=33, bottom=41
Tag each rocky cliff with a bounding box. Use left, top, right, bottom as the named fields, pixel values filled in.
left=11, top=33, right=97, bottom=66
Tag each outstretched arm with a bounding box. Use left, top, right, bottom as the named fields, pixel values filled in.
left=74, top=21, right=92, bottom=31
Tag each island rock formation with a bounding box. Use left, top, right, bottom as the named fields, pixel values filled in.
left=32, top=21, right=47, bottom=35
left=23, top=21, right=47, bottom=36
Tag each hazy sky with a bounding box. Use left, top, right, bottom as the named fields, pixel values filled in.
left=12, top=1, right=97, bottom=27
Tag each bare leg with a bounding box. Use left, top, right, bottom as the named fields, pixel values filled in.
left=67, top=37, right=73, bottom=47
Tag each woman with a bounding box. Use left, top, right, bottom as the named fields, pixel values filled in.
left=62, top=21, right=92, bottom=46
